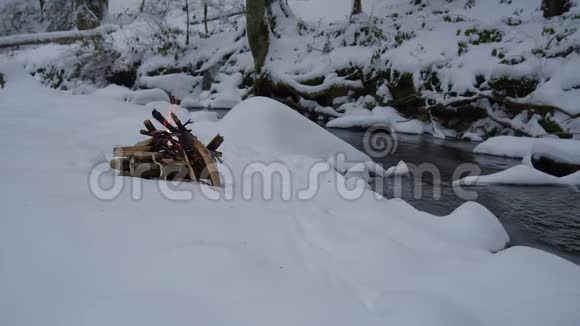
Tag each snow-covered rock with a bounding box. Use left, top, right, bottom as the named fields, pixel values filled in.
left=475, top=136, right=580, bottom=165
left=327, top=106, right=425, bottom=134
left=138, top=73, right=201, bottom=101
left=454, top=164, right=576, bottom=186
left=128, top=88, right=170, bottom=105
left=92, top=84, right=133, bottom=101
left=386, top=160, right=410, bottom=177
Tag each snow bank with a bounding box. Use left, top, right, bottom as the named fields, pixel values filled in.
left=92, top=84, right=133, bottom=101
left=385, top=160, right=410, bottom=177
left=138, top=73, right=201, bottom=101
left=128, top=88, right=170, bottom=105
left=218, top=97, right=371, bottom=170
left=475, top=136, right=580, bottom=165
left=455, top=164, right=577, bottom=186
left=2, top=64, right=580, bottom=326
left=327, top=106, right=425, bottom=134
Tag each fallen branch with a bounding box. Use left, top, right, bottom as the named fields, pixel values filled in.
left=0, top=25, right=119, bottom=49
left=190, top=10, right=245, bottom=25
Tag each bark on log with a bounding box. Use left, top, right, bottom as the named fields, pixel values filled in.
left=206, top=134, right=224, bottom=151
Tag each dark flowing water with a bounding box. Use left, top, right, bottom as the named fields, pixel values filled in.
left=331, top=129, right=580, bottom=264
left=198, top=108, right=580, bottom=264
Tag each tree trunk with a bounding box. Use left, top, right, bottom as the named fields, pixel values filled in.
left=75, top=0, right=109, bottom=30
left=351, top=0, right=362, bottom=16
left=185, top=0, right=190, bottom=45
left=542, top=0, right=570, bottom=18
left=204, top=3, right=209, bottom=35
left=246, top=0, right=271, bottom=95
left=39, top=0, right=45, bottom=18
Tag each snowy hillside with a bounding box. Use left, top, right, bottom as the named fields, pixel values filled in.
left=2, top=59, right=580, bottom=326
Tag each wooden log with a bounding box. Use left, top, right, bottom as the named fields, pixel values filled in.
left=169, top=111, right=222, bottom=187
left=134, top=138, right=154, bottom=147
left=114, top=145, right=153, bottom=157
left=206, top=134, right=224, bottom=151
left=192, top=137, right=221, bottom=187
left=129, top=162, right=191, bottom=180
left=110, top=157, right=130, bottom=172
left=144, top=119, right=156, bottom=132
left=152, top=109, right=178, bottom=133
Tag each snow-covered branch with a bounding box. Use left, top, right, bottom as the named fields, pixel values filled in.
left=0, top=24, right=119, bottom=49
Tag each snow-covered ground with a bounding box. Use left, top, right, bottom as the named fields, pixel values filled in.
left=2, top=61, right=580, bottom=326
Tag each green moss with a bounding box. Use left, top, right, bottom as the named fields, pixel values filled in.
left=458, top=41, right=468, bottom=56
left=489, top=77, right=538, bottom=98
left=500, top=56, right=526, bottom=65
left=301, top=76, right=325, bottom=86
left=542, top=27, right=556, bottom=36
left=394, top=31, right=416, bottom=47
left=538, top=117, right=565, bottom=136
left=532, top=48, right=546, bottom=57
left=465, top=28, right=502, bottom=44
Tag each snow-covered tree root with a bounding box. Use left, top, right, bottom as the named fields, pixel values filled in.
left=0, top=25, right=119, bottom=49
left=400, top=92, right=577, bottom=138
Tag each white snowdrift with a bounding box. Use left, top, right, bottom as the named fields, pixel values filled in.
left=218, top=97, right=373, bottom=171
left=128, top=88, right=171, bottom=105
left=475, top=136, right=580, bottom=165
left=327, top=106, right=425, bottom=134
left=1, top=64, right=580, bottom=326
left=386, top=160, right=410, bottom=177
left=138, top=73, right=201, bottom=101
left=455, top=164, right=580, bottom=186
left=92, top=84, right=133, bottom=101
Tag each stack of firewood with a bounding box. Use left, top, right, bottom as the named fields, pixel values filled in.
left=110, top=109, right=223, bottom=187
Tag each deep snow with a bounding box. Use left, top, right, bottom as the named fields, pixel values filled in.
left=1, top=62, right=580, bottom=326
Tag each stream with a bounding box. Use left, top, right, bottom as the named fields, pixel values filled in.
left=202, top=108, right=580, bottom=264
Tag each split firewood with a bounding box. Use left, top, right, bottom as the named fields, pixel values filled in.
left=206, top=134, right=224, bottom=151
left=144, top=119, right=156, bottom=132
left=111, top=109, right=224, bottom=187
left=134, top=138, right=154, bottom=147
left=114, top=145, right=153, bottom=157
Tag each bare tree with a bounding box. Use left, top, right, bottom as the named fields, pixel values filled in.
left=39, top=0, right=45, bottom=18
left=351, top=0, right=362, bottom=16
left=246, top=0, right=272, bottom=94
left=185, top=0, right=190, bottom=44
left=75, top=0, right=109, bottom=30
left=542, top=0, right=570, bottom=18
left=203, top=1, right=209, bottom=35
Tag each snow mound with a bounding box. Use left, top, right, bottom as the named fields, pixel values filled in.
left=189, top=110, right=219, bottom=122
left=441, top=202, right=510, bottom=252
left=218, top=97, right=371, bottom=170
left=128, top=88, right=170, bottom=105
left=180, top=97, right=205, bottom=109
left=138, top=73, right=201, bottom=101
left=327, top=106, right=425, bottom=134
left=386, top=160, right=410, bottom=177
left=454, top=164, right=577, bottom=186
left=92, top=84, right=133, bottom=101
left=474, top=136, right=580, bottom=165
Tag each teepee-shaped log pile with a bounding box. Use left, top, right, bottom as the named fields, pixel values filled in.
left=110, top=109, right=223, bottom=187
